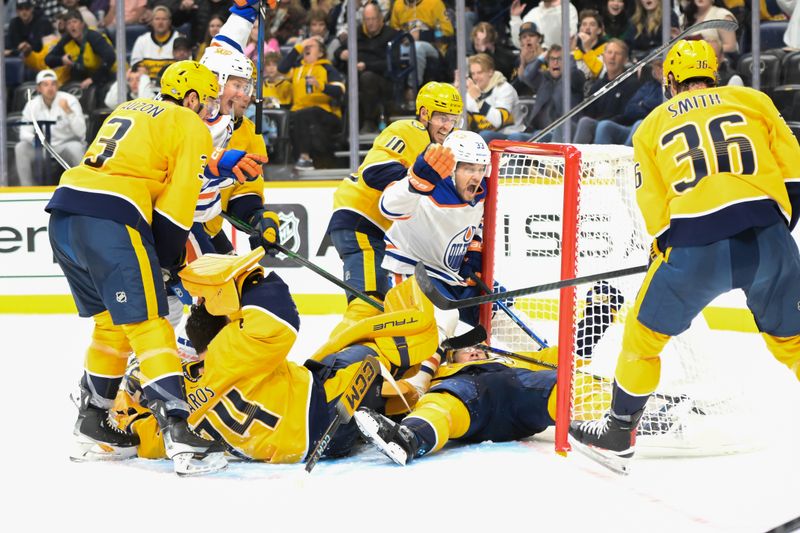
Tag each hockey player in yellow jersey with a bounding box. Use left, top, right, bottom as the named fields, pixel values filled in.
left=46, top=60, right=267, bottom=476
left=112, top=250, right=440, bottom=463
left=569, top=39, right=800, bottom=474
left=327, top=81, right=463, bottom=336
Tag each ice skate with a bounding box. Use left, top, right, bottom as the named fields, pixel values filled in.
left=70, top=385, right=139, bottom=462
left=354, top=407, right=417, bottom=466
left=149, top=400, right=227, bottom=476
left=568, top=410, right=642, bottom=475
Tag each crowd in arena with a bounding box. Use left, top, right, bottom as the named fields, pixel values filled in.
left=3, top=0, right=799, bottom=185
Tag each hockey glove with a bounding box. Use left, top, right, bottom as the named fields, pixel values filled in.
left=205, top=148, right=268, bottom=185
left=247, top=208, right=281, bottom=253
left=408, top=144, right=455, bottom=195
left=458, top=247, right=483, bottom=286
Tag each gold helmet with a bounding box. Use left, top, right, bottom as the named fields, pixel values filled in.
left=161, top=60, right=220, bottom=104
left=415, top=81, right=463, bottom=117
left=663, top=39, right=718, bottom=93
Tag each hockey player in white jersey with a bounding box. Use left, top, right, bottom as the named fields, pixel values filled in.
left=380, top=130, right=489, bottom=327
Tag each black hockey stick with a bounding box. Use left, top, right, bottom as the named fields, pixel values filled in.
left=415, top=261, right=647, bottom=310
left=220, top=211, right=385, bottom=311
left=305, top=355, right=381, bottom=473
left=469, top=273, right=548, bottom=349
left=531, top=19, right=738, bottom=142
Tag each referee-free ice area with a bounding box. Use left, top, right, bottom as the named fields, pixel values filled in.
left=4, top=313, right=799, bottom=532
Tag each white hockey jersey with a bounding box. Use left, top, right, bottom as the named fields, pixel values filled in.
left=380, top=174, right=486, bottom=286
left=193, top=10, right=254, bottom=223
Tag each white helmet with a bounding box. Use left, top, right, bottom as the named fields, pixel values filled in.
left=200, top=45, right=254, bottom=95
left=443, top=130, right=491, bottom=176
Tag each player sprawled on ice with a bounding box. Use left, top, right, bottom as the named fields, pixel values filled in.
left=353, top=311, right=667, bottom=466
left=327, top=82, right=463, bottom=337
left=47, top=61, right=268, bottom=476
left=569, top=39, right=800, bottom=475
left=111, top=249, right=442, bottom=463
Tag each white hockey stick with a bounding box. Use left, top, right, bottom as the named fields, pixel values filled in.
left=27, top=89, right=71, bottom=171
left=531, top=19, right=739, bottom=141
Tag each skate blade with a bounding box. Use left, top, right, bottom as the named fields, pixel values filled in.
left=70, top=436, right=137, bottom=462
left=353, top=411, right=407, bottom=466
left=172, top=451, right=228, bottom=477
left=569, top=435, right=632, bottom=476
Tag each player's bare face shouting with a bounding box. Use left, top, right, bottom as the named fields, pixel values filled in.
left=454, top=162, right=486, bottom=203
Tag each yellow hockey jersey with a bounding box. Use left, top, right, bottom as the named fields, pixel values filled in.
left=632, top=85, right=800, bottom=247
left=264, top=77, right=293, bottom=107
left=329, top=119, right=432, bottom=236
left=46, top=98, right=212, bottom=266
left=390, top=0, right=454, bottom=36
left=201, top=116, right=267, bottom=239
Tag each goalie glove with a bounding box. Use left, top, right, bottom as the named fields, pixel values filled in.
left=408, top=144, right=456, bottom=195
left=205, top=148, right=267, bottom=185
left=247, top=208, right=281, bottom=252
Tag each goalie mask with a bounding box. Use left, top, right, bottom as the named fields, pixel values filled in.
left=443, top=130, right=491, bottom=177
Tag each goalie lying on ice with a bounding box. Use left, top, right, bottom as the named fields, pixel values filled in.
left=112, top=249, right=440, bottom=463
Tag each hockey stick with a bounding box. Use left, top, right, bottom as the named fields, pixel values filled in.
left=468, top=274, right=548, bottom=349
left=415, top=261, right=647, bottom=310
left=28, top=89, right=71, bottom=171
left=220, top=211, right=385, bottom=311
left=530, top=19, right=739, bottom=142
left=305, top=355, right=381, bottom=473
left=254, top=0, right=266, bottom=134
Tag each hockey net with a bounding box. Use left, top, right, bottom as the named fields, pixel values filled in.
left=479, top=141, right=760, bottom=456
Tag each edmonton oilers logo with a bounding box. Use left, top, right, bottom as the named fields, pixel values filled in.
left=443, top=226, right=476, bottom=271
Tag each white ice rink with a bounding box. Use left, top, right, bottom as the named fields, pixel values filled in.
left=5, top=313, right=800, bottom=532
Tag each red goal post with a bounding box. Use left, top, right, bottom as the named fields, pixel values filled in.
left=480, top=140, right=582, bottom=453
left=476, top=140, right=762, bottom=457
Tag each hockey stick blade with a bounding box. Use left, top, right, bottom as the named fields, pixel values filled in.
left=441, top=325, right=488, bottom=350
left=414, top=261, right=648, bottom=310
left=305, top=355, right=380, bottom=473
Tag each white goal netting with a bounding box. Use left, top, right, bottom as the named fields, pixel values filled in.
left=483, top=143, right=762, bottom=456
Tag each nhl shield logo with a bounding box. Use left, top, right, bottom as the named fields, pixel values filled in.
left=276, top=210, right=302, bottom=260
left=115, top=291, right=127, bottom=303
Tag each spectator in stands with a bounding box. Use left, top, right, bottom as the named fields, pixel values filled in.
left=779, top=0, right=800, bottom=48
left=244, top=20, right=275, bottom=63
left=130, top=5, right=183, bottom=79
left=262, top=52, right=293, bottom=108
left=15, top=69, right=86, bottom=186
left=103, top=61, right=157, bottom=107
left=6, top=0, right=54, bottom=67
left=33, top=0, right=66, bottom=24
left=194, top=0, right=230, bottom=47
left=268, top=0, right=308, bottom=45
left=103, top=0, right=148, bottom=26
left=464, top=53, right=525, bottom=142
left=332, top=0, right=392, bottom=46
left=572, top=38, right=639, bottom=143
left=279, top=35, right=346, bottom=170
left=516, top=44, right=585, bottom=142
left=390, top=0, right=453, bottom=86
left=59, top=0, right=98, bottom=28
left=511, top=21, right=546, bottom=97
left=334, top=2, right=398, bottom=133
left=509, top=0, right=578, bottom=51
left=195, top=13, right=224, bottom=60
left=460, top=21, right=517, bottom=81
left=593, top=58, right=662, bottom=146
left=171, top=35, right=192, bottom=60
left=602, top=0, right=635, bottom=44
left=306, top=8, right=341, bottom=60
left=630, top=0, right=679, bottom=60
left=705, top=34, right=743, bottom=85
left=573, top=9, right=608, bottom=81
left=45, top=9, right=116, bottom=89
left=681, top=0, right=739, bottom=56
